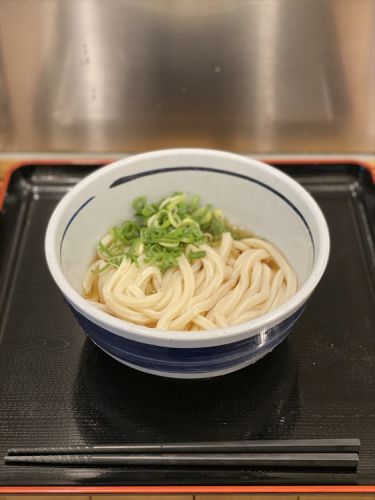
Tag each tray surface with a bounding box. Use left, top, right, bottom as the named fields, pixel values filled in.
left=0, top=162, right=374, bottom=487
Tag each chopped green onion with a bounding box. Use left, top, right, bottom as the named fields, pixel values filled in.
left=132, top=196, right=147, bottom=215
left=91, top=263, right=110, bottom=274
left=188, top=250, right=206, bottom=260
left=101, top=193, right=238, bottom=272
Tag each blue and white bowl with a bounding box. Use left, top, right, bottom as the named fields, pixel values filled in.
left=45, top=149, right=330, bottom=378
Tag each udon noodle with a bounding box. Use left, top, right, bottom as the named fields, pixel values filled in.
left=83, top=230, right=297, bottom=331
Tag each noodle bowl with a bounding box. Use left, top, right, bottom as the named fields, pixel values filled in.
left=45, top=149, right=330, bottom=378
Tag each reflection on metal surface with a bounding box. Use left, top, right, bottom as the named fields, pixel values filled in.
left=0, top=0, right=374, bottom=153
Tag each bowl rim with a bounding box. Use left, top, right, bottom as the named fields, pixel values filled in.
left=45, top=148, right=330, bottom=346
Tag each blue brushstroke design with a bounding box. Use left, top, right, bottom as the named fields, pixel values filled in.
left=59, top=196, right=95, bottom=262
left=70, top=305, right=304, bottom=374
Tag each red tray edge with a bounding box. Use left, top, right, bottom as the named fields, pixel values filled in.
left=0, top=485, right=374, bottom=494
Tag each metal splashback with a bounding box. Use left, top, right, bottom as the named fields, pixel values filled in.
left=0, top=0, right=374, bottom=154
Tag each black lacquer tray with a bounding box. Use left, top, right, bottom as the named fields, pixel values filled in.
left=0, top=161, right=374, bottom=489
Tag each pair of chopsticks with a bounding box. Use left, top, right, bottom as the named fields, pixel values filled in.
left=4, top=439, right=360, bottom=468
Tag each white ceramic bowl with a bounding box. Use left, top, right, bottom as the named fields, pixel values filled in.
left=45, top=149, right=330, bottom=378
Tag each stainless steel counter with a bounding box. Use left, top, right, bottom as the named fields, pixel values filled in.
left=0, top=0, right=374, bottom=154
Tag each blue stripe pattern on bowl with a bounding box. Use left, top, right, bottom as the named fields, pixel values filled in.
left=70, top=306, right=305, bottom=375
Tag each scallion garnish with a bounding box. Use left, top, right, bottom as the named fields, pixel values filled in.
left=96, top=193, right=236, bottom=272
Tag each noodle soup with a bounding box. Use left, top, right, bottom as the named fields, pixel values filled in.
left=45, top=149, right=329, bottom=377
left=82, top=193, right=297, bottom=331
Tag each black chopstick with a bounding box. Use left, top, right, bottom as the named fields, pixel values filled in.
left=4, top=452, right=359, bottom=468
left=7, top=438, right=360, bottom=456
